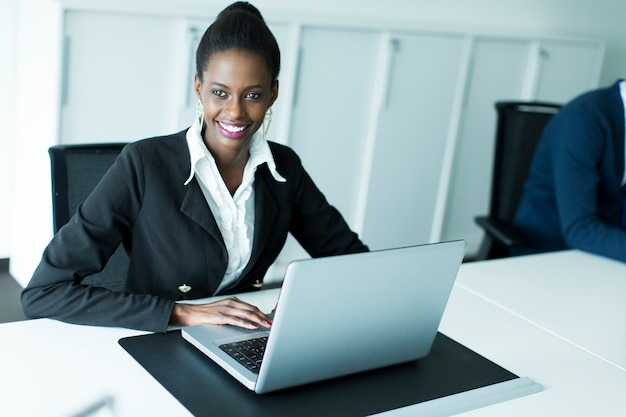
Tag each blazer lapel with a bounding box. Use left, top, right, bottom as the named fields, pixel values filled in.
left=180, top=167, right=280, bottom=288
left=180, top=180, right=224, bottom=244
left=245, top=169, right=279, bottom=272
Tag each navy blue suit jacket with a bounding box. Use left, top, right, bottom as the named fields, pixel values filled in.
left=513, top=80, right=626, bottom=261
left=22, top=131, right=367, bottom=332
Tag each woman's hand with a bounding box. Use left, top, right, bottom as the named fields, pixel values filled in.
left=169, top=296, right=273, bottom=329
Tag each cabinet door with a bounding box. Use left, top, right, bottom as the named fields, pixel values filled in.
left=268, top=26, right=380, bottom=272
left=265, top=22, right=298, bottom=145
left=174, top=19, right=209, bottom=133
left=533, top=40, right=603, bottom=102
left=61, top=11, right=180, bottom=143
left=359, top=33, right=465, bottom=250
left=287, top=26, right=380, bottom=226
left=440, top=38, right=531, bottom=248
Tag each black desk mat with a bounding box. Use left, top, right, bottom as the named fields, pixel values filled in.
left=119, top=331, right=518, bottom=417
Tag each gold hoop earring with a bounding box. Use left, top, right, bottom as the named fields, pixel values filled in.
left=263, top=107, right=273, bottom=141
left=196, top=99, right=205, bottom=128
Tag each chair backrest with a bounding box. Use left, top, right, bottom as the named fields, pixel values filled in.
left=488, top=101, right=562, bottom=223
left=49, top=143, right=129, bottom=291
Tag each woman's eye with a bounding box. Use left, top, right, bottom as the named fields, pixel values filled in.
left=246, top=92, right=261, bottom=100
left=212, top=90, right=227, bottom=98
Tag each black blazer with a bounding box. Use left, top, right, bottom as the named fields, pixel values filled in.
left=22, top=131, right=368, bottom=332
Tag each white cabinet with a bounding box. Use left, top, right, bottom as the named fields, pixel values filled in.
left=286, top=26, right=381, bottom=227
left=270, top=26, right=382, bottom=267
left=359, top=32, right=466, bottom=250
left=440, top=37, right=603, bottom=250
left=532, top=40, right=604, bottom=102
left=59, top=12, right=605, bottom=259
left=61, top=11, right=181, bottom=143
left=280, top=29, right=466, bottom=253
left=441, top=38, right=533, bottom=245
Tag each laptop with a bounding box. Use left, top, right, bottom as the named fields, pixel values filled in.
left=181, top=240, right=466, bottom=394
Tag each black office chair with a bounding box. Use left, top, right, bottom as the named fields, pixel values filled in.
left=49, top=143, right=129, bottom=291
left=473, top=101, right=562, bottom=261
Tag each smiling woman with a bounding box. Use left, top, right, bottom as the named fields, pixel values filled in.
left=20, top=1, right=368, bottom=334
left=194, top=49, right=278, bottom=194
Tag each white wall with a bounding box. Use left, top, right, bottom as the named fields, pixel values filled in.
left=8, top=0, right=62, bottom=286
left=0, top=0, right=19, bottom=259
left=3, top=0, right=625, bottom=285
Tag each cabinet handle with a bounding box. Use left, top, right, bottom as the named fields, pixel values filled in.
left=61, top=36, right=71, bottom=106
left=383, top=38, right=401, bottom=109
left=292, top=47, right=303, bottom=107
left=186, top=26, right=200, bottom=107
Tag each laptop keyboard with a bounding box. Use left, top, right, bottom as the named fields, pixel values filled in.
left=219, top=336, right=268, bottom=374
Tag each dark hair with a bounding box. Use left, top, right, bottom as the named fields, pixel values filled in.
left=196, top=2, right=280, bottom=83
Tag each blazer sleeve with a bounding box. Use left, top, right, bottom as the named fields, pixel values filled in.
left=276, top=146, right=368, bottom=257
left=21, top=144, right=176, bottom=332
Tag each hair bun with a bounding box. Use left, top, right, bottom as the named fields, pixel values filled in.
left=217, top=1, right=264, bottom=22
left=196, top=1, right=280, bottom=82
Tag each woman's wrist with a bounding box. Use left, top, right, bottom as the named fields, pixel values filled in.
left=169, top=303, right=188, bottom=326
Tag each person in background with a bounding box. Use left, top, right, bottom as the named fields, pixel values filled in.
left=513, top=79, right=626, bottom=262
left=21, top=2, right=368, bottom=333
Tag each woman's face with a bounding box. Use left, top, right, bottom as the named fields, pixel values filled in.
left=194, top=49, right=278, bottom=153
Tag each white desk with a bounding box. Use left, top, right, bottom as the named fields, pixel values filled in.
left=2, top=250, right=625, bottom=416
left=439, top=283, right=626, bottom=417
left=0, top=320, right=182, bottom=417
left=454, top=250, right=626, bottom=371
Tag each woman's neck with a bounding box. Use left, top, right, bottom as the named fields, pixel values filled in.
left=210, top=145, right=250, bottom=196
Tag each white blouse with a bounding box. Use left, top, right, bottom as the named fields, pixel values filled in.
left=184, top=119, right=286, bottom=292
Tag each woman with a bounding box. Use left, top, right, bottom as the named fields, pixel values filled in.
left=21, top=2, right=368, bottom=333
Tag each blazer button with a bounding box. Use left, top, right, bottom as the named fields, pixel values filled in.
left=178, top=284, right=192, bottom=293
left=252, top=280, right=263, bottom=289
